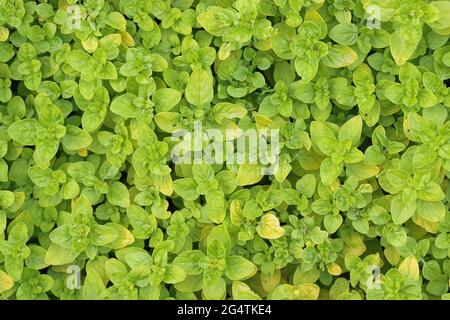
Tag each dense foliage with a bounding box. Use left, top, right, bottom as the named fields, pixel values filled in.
left=0, top=0, right=449, bottom=300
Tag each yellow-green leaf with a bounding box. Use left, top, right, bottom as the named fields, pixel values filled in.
left=256, top=213, right=285, bottom=239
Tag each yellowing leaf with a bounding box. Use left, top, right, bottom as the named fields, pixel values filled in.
left=293, top=267, right=320, bottom=285
left=81, top=36, right=98, bottom=53
left=398, top=256, right=420, bottom=281
left=383, top=245, right=400, bottom=266
left=120, top=31, right=135, bottom=47
left=346, top=162, right=380, bottom=181
left=256, top=213, right=285, bottom=239
left=322, top=45, right=357, bottom=68
left=237, top=164, right=263, bottom=186
left=106, top=12, right=127, bottom=31
left=389, top=31, right=419, bottom=65
left=260, top=269, right=281, bottom=292
left=327, top=262, right=342, bottom=276
left=0, top=270, right=14, bottom=293
left=293, top=284, right=320, bottom=300
left=232, top=281, right=262, bottom=300
left=152, top=174, right=173, bottom=197
left=106, top=223, right=135, bottom=249
left=45, top=243, right=80, bottom=266
left=412, top=214, right=439, bottom=233
left=271, top=283, right=320, bottom=300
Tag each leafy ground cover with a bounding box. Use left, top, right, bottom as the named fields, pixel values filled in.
left=0, top=0, right=449, bottom=300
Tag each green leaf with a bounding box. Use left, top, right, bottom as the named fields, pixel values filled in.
left=295, top=55, right=319, bottom=82
left=107, top=182, right=130, bottom=208
left=66, top=50, right=90, bottom=72
left=237, top=164, right=263, bottom=186
left=296, top=174, right=316, bottom=198
left=310, top=121, right=337, bottom=155
left=293, top=81, right=315, bottom=103
left=61, top=125, right=92, bottom=150
left=110, top=93, right=138, bottom=118
left=320, top=158, right=343, bottom=185
left=73, top=195, right=93, bottom=217
left=0, top=191, right=15, bottom=209
left=45, top=243, right=79, bottom=265
left=203, top=277, right=226, bottom=300
left=197, top=8, right=235, bottom=36
left=185, top=69, right=213, bottom=106
left=83, top=270, right=106, bottom=300
left=213, top=103, right=247, bottom=121
left=413, top=145, right=437, bottom=168
left=329, top=24, right=358, bottom=45
left=207, top=225, right=231, bottom=255
left=242, top=200, right=263, bottom=220
left=106, top=12, right=127, bottom=31
left=90, top=225, right=118, bottom=246
left=378, top=169, right=410, bottom=194
left=271, top=283, right=320, bottom=300
left=427, top=274, right=449, bottom=296
left=173, top=250, right=206, bottom=276
left=126, top=205, right=156, bottom=238
left=418, top=182, right=445, bottom=202
left=164, top=265, right=187, bottom=284
left=232, top=281, right=261, bottom=300
left=49, top=225, right=72, bottom=248
left=391, top=194, right=416, bottom=225
left=389, top=31, right=418, bottom=66
left=173, top=178, right=199, bottom=201
left=9, top=222, right=29, bottom=243
left=383, top=224, right=407, bottom=247
left=225, top=256, right=257, bottom=281
left=416, top=200, right=446, bottom=222
left=192, top=163, right=215, bottom=183
left=154, top=112, right=183, bottom=133
left=323, top=214, right=343, bottom=234
left=7, top=119, right=40, bottom=145
left=153, top=88, right=181, bottom=112
left=338, top=116, right=362, bottom=147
